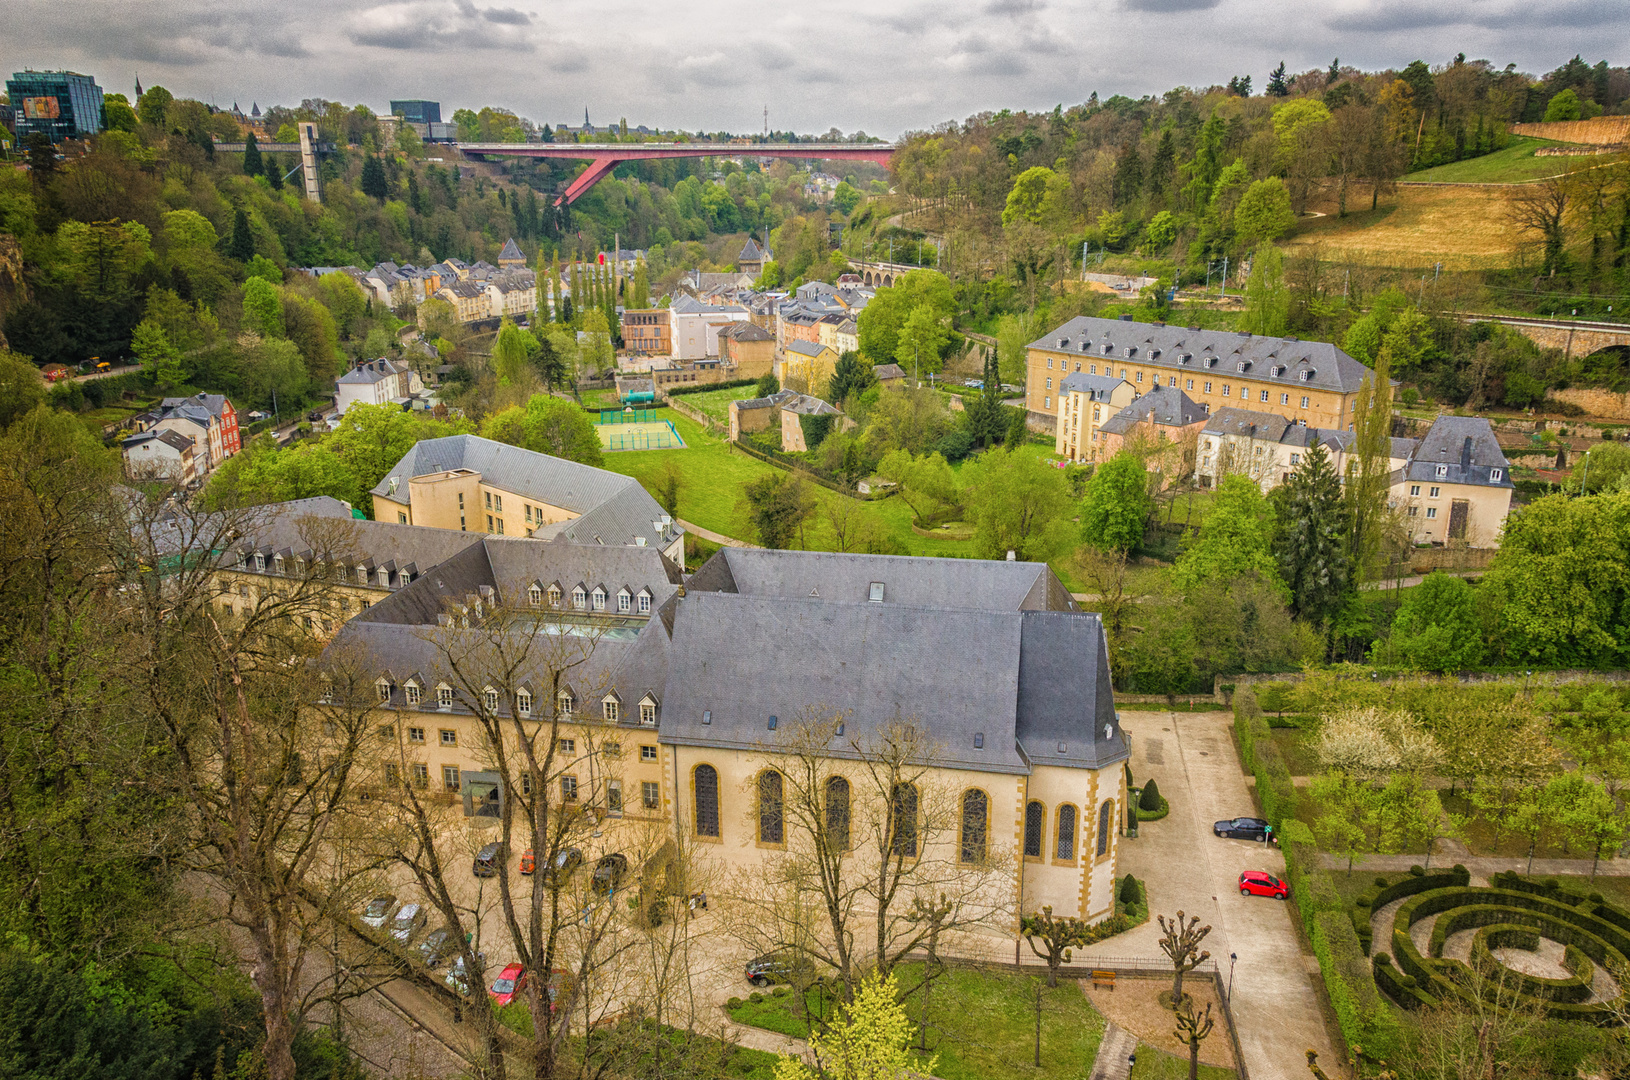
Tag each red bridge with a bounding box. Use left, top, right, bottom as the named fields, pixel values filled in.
left=457, top=142, right=896, bottom=206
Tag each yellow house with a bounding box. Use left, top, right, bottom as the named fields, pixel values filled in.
left=1390, top=416, right=1514, bottom=548
left=778, top=340, right=838, bottom=394
left=368, top=434, right=685, bottom=565
left=1027, top=316, right=1374, bottom=435
left=1054, top=373, right=1138, bottom=462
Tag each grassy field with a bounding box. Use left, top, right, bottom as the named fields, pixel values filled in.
left=1405, top=138, right=1618, bottom=184
left=725, top=962, right=1106, bottom=1080
left=1285, top=185, right=1527, bottom=271
left=671, top=386, right=747, bottom=423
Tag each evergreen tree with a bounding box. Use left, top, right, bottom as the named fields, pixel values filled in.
left=407, top=171, right=422, bottom=214
left=1270, top=440, right=1353, bottom=624
left=242, top=131, right=262, bottom=177
left=1267, top=62, right=1289, bottom=96
left=828, top=349, right=877, bottom=406
left=264, top=153, right=282, bottom=190
left=1345, top=348, right=1394, bottom=582
left=1148, top=129, right=1176, bottom=196
left=1327, top=57, right=1341, bottom=86
left=1113, top=140, right=1144, bottom=205
left=549, top=254, right=562, bottom=323
left=962, top=348, right=1007, bottom=448
left=360, top=155, right=388, bottom=201
left=226, top=209, right=256, bottom=262
left=570, top=258, right=583, bottom=327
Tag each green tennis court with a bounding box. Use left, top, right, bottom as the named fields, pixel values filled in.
left=596, top=419, right=687, bottom=451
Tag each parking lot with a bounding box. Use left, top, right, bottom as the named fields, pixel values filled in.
left=1080, top=709, right=1338, bottom=1080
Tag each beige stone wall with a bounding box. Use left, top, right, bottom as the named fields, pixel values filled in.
left=1020, top=764, right=1120, bottom=921
left=1549, top=387, right=1630, bottom=420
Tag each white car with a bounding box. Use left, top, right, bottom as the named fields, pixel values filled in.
left=390, top=902, right=427, bottom=944
left=360, top=895, right=397, bottom=929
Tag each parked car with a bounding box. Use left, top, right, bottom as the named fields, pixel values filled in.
left=542, top=847, right=583, bottom=886
left=745, top=951, right=811, bottom=988
left=418, top=926, right=456, bottom=967
left=444, top=952, right=485, bottom=996
left=542, top=968, right=573, bottom=1014
left=390, top=902, right=427, bottom=944
left=360, top=895, right=398, bottom=929
left=488, top=963, right=528, bottom=1007
left=1213, top=817, right=1272, bottom=841
left=591, top=853, right=629, bottom=895
left=963, top=379, right=983, bottom=389
left=1239, top=870, right=1288, bottom=899
left=520, top=849, right=536, bottom=875
left=473, top=842, right=504, bottom=878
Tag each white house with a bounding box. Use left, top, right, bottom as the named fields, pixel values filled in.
left=121, top=429, right=199, bottom=485
left=335, top=359, right=424, bottom=415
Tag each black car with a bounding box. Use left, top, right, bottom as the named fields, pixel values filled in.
left=591, top=853, right=629, bottom=895
left=1214, top=817, right=1272, bottom=841
left=473, top=842, right=504, bottom=878
left=745, top=951, right=812, bottom=988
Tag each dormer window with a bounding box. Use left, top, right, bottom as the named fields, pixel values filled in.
left=1435, top=464, right=1448, bottom=478
left=517, top=690, right=532, bottom=716
left=254, top=554, right=266, bottom=571
left=377, top=568, right=390, bottom=587
left=1299, top=368, right=1314, bottom=381
left=357, top=566, right=368, bottom=585
left=639, top=695, right=658, bottom=725
left=274, top=556, right=285, bottom=574
left=482, top=687, right=499, bottom=714
left=376, top=679, right=393, bottom=703
left=547, top=584, right=562, bottom=607
left=558, top=690, right=574, bottom=716
left=436, top=684, right=454, bottom=710
left=603, top=697, right=620, bottom=723
left=572, top=587, right=587, bottom=610
left=637, top=589, right=652, bottom=614
left=528, top=584, right=542, bottom=607
left=1491, top=468, right=1503, bottom=482
left=404, top=682, right=422, bottom=706
left=591, top=587, right=606, bottom=612
left=617, top=588, right=631, bottom=614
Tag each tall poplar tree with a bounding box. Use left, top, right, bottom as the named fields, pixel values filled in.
left=1345, top=351, right=1394, bottom=582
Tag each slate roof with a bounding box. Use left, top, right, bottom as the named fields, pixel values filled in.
left=737, top=238, right=766, bottom=261
left=1203, top=407, right=1292, bottom=442
left=1031, top=317, right=1374, bottom=396
left=786, top=340, right=836, bottom=358
left=1099, top=386, right=1208, bottom=435
left=123, top=429, right=196, bottom=453
left=162, top=392, right=231, bottom=419
left=338, top=359, right=405, bottom=386
left=497, top=238, right=524, bottom=263
left=718, top=322, right=772, bottom=342
left=872, top=363, right=907, bottom=381
left=1404, top=416, right=1512, bottom=488
left=686, top=548, right=1071, bottom=613
left=1059, top=372, right=1132, bottom=402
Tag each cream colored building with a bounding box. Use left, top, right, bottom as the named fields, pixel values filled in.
left=1390, top=416, right=1513, bottom=548
left=323, top=545, right=1132, bottom=929
left=1027, top=317, right=1375, bottom=434
left=1054, top=372, right=1137, bottom=462
left=368, top=434, right=685, bottom=564
left=818, top=314, right=859, bottom=357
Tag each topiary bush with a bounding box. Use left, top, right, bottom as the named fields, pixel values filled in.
left=748, top=992, right=763, bottom=1004
left=1139, top=778, right=1162, bottom=812
left=727, top=996, right=744, bottom=1009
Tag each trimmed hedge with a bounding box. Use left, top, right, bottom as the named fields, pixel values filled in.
left=1313, top=909, right=1402, bottom=1058
left=1469, top=925, right=1593, bottom=1004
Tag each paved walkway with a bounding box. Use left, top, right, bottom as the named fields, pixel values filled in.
left=1088, top=1022, right=1137, bottom=1080
left=677, top=518, right=758, bottom=548
left=1099, top=709, right=1338, bottom=1080
left=1318, top=852, right=1630, bottom=878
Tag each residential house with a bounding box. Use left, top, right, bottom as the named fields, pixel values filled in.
left=776, top=392, right=847, bottom=453
left=335, top=358, right=425, bottom=415
left=1053, top=373, right=1137, bottom=463
left=1027, top=316, right=1375, bottom=434
left=716, top=322, right=774, bottom=380
left=669, top=295, right=750, bottom=360
left=368, top=434, right=685, bottom=564
left=728, top=388, right=848, bottom=451
left=322, top=545, right=1129, bottom=927
left=778, top=340, right=838, bottom=394
left=818, top=314, right=859, bottom=357
left=873, top=363, right=908, bottom=387
left=121, top=429, right=199, bottom=485
left=433, top=278, right=492, bottom=324
left=1195, top=407, right=1412, bottom=492
left=147, top=393, right=241, bottom=471
left=484, top=269, right=537, bottom=320
left=622, top=309, right=672, bottom=357
left=1094, top=386, right=1209, bottom=480
left=1392, top=416, right=1513, bottom=548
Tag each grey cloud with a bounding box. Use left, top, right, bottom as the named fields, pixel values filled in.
left=1122, top=0, right=1224, bottom=11
left=1323, top=0, right=1623, bottom=32
left=987, top=0, right=1044, bottom=15
left=481, top=6, right=533, bottom=23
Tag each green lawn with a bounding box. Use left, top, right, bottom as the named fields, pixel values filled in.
left=726, top=962, right=1106, bottom=1080
left=1130, top=1045, right=1237, bottom=1080
left=672, top=386, right=750, bottom=423
left=598, top=410, right=1034, bottom=560
left=1406, top=138, right=1617, bottom=184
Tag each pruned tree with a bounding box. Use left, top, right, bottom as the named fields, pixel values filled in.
left=1020, top=906, right=1092, bottom=988
left=1173, top=998, right=1215, bottom=1080
left=1157, top=911, right=1212, bottom=1005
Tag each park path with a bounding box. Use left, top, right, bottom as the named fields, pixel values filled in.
left=1318, top=852, right=1630, bottom=878
left=678, top=518, right=759, bottom=549
left=1087, top=1022, right=1137, bottom=1080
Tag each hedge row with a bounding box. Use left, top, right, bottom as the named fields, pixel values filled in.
left=1233, top=687, right=1403, bottom=1059
left=1469, top=925, right=1593, bottom=1004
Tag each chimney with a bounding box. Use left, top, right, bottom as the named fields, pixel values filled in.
left=1461, top=436, right=1473, bottom=470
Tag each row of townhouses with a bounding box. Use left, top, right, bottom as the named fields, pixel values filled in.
left=120, top=393, right=242, bottom=486
left=303, top=238, right=536, bottom=327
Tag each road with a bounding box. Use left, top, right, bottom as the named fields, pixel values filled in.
left=70, top=363, right=140, bottom=382
left=1083, top=709, right=1339, bottom=1080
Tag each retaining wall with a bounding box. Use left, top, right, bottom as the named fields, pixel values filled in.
left=1509, top=118, right=1630, bottom=146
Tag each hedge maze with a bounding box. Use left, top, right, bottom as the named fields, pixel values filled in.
left=1371, top=870, right=1628, bottom=1021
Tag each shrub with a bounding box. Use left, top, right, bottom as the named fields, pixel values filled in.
left=1374, top=952, right=1392, bottom=967
left=727, top=997, right=744, bottom=1009
left=772, top=986, right=789, bottom=997
left=1409, top=865, right=1425, bottom=877
left=748, top=992, right=763, bottom=1003
left=1591, top=892, right=1605, bottom=904
left=1119, top=874, right=1144, bottom=906
left=1374, top=876, right=1389, bottom=888
left=1355, top=895, right=1373, bottom=910
left=1138, top=778, right=1162, bottom=812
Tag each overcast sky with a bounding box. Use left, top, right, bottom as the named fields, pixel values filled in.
left=4, top=0, right=1625, bottom=138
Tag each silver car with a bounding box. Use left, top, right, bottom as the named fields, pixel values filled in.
left=360, top=895, right=398, bottom=929
left=390, top=902, right=427, bottom=944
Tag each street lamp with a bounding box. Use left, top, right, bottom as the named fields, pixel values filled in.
left=1229, top=952, right=1238, bottom=999
left=1128, top=1052, right=1137, bottom=1072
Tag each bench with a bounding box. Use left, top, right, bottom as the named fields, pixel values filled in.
left=1091, top=970, right=1116, bottom=992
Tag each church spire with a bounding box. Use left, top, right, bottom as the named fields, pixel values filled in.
left=135, top=72, right=142, bottom=97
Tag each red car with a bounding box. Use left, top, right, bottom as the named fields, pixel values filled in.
left=1239, top=870, right=1288, bottom=899
left=519, top=849, right=536, bottom=875
left=488, top=963, right=528, bottom=1006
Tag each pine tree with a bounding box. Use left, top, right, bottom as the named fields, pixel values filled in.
left=1267, top=62, right=1289, bottom=96
left=549, top=254, right=562, bottom=323
left=264, top=154, right=282, bottom=190
left=1327, top=57, right=1341, bottom=86
left=570, top=258, right=584, bottom=327
left=1270, top=440, right=1353, bottom=624
left=242, top=131, right=262, bottom=177
left=1344, top=349, right=1393, bottom=583
left=360, top=155, right=388, bottom=200
left=963, top=348, right=1007, bottom=448
left=407, top=171, right=422, bottom=214
left=226, top=209, right=255, bottom=262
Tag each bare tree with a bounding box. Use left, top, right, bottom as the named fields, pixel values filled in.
left=1173, top=998, right=1215, bottom=1080
left=1020, top=905, right=1093, bottom=988
left=1507, top=176, right=1570, bottom=276
left=1157, top=911, right=1212, bottom=1006
left=737, top=710, right=1014, bottom=1000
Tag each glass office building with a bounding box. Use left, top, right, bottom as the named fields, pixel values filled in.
left=6, top=70, right=104, bottom=144
left=389, top=100, right=441, bottom=125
